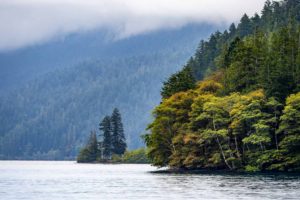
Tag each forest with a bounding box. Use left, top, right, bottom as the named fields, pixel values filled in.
left=145, top=0, right=300, bottom=172
left=0, top=24, right=215, bottom=160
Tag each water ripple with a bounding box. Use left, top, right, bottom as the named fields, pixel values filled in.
left=0, top=161, right=299, bottom=200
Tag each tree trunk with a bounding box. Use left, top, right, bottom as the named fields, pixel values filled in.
left=216, top=136, right=232, bottom=170
left=274, top=113, right=279, bottom=150
left=235, top=135, right=241, bottom=159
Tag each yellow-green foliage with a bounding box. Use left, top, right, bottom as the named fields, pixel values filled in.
left=145, top=2, right=300, bottom=171
left=145, top=80, right=300, bottom=172
left=112, top=148, right=149, bottom=164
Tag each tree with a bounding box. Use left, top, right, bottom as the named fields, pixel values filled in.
left=278, top=92, right=300, bottom=152
left=229, top=23, right=237, bottom=38
left=145, top=91, right=195, bottom=167
left=263, top=26, right=295, bottom=101
left=100, top=116, right=112, bottom=159
left=222, top=31, right=268, bottom=94
left=145, top=0, right=300, bottom=172
left=161, top=65, right=196, bottom=99
left=77, top=131, right=99, bottom=163
left=199, top=96, right=233, bottom=170
left=261, top=0, right=273, bottom=30
left=237, top=14, right=252, bottom=37
left=111, top=108, right=127, bottom=155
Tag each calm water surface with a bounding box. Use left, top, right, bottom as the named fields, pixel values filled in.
left=0, top=161, right=299, bottom=200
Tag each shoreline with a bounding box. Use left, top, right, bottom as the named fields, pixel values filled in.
left=150, top=168, right=300, bottom=176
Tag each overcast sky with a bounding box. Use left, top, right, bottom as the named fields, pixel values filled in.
left=0, top=0, right=266, bottom=51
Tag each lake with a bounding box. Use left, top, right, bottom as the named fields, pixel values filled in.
left=0, top=161, right=299, bottom=200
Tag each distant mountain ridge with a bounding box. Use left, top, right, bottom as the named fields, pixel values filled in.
left=0, top=23, right=222, bottom=159
left=0, top=24, right=216, bottom=94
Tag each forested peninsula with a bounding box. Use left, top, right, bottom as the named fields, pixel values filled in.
left=145, top=0, right=300, bottom=172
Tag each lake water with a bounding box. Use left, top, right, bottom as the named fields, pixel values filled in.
left=0, top=161, right=299, bottom=200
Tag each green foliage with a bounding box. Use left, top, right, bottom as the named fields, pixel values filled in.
left=111, top=108, right=127, bottom=155
left=145, top=91, right=195, bottom=166
left=173, top=0, right=300, bottom=102
left=237, top=14, right=253, bottom=38
left=245, top=165, right=260, bottom=172
left=122, top=148, right=149, bottom=163
left=77, top=108, right=128, bottom=162
left=161, top=65, right=196, bottom=99
left=77, top=131, right=99, bottom=163
left=111, top=148, right=149, bottom=163
left=274, top=92, right=300, bottom=171
left=145, top=1, right=300, bottom=172
left=100, top=116, right=112, bottom=159
left=278, top=92, right=300, bottom=150
left=146, top=78, right=300, bottom=171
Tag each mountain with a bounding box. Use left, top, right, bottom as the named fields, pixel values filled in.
left=0, top=24, right=215, bottom=94
left=0, top=23, right=221, bottom=159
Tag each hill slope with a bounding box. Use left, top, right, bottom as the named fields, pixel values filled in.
left=0, top=24, right=220, bottom=159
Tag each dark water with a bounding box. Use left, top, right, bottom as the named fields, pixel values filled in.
left=0, top=161, right=299, bottom=200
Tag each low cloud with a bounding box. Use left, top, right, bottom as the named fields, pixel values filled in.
left=0, top=0, right=266, bottom=51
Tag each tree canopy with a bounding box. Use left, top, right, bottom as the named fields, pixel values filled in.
left=145, top=0, right=300, bottom=172
left=77, top=108, right=127, bottom=162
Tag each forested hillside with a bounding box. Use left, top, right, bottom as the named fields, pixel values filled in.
left=145, top=0, right=300, bottom=172
left=0, top=24, right=218, bottom=159
left=0, top=24, right=214, bottom=94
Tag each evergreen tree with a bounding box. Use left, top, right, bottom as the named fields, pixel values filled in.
left=161, top=65, right=196, bottom=99
left=251, top=13, right=261, bottom=30
left=100, top=116, right=112, bottom=159
left=237, top=14, right=253, bottom=37
left=261, top=0, right=273, bottom=30
left=111, top=108, right=127, bottom=155
left=77, top=131, right=98, bottom=163
left=264, top=26, right=295, bottom=101
left=229, top=23, right=237, bottom=38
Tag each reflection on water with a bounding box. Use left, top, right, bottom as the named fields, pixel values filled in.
left=0, top=161, right=299, bottom=200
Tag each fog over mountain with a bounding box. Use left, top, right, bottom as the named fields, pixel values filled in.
left=0, top=24, right=218, bottom=159
left=0, top=1, right=266, bottom=159
left=0, top=0, right=266, bottom=51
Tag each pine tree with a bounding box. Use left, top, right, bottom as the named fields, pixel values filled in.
left=237, top=14, right=252, bottom=37
left=111, top=108, right=127, bottom=155
left=229, top=23, right=237, bottom=38
left=77, top=131, right=98, bottom=163
left=99, top=116, right=112, bottom=159
left=87, top=130, right=99, bottom=161
left=261, top=0, right=273, bottom=30
left=161, top=65, right=196, bottom=99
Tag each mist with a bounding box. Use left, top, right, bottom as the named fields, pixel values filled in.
left=0, top=0, right=266, bottom=51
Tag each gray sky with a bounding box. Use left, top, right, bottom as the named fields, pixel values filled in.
left=0, top=0, right=266, bottom=51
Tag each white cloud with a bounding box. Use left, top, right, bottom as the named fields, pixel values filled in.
left=0, top=0, right=266, bottom=51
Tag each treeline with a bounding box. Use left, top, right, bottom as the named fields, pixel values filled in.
left=112, top=148, right=149, bottom=164
left=146, top=0, right=300, bottom=172
left=0, top=51, right=192, bottom=160
left=179, top=0, right=300, bottom=82
left=77, top=108, right=127, bottom=163
left=146, top=79, right=300, bottom=171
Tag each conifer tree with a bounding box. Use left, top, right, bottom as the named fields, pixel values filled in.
left=77, top=131, right=98, bottom=163
left=237, top=14, right=252, bottom=37
left=161, top=65, right=195, bottom=99
left=229, top=23, right=237, bottom=38
left=100, top=116, right=112, bottom=159
left=111, top=108, right=127, bottom=155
